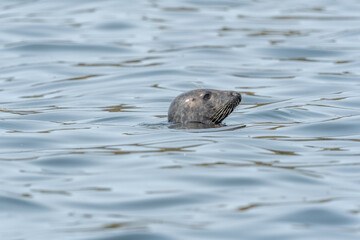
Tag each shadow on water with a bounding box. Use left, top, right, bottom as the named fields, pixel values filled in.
left=140, top=121, right=246, bottom=132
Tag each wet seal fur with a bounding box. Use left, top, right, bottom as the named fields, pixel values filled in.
left=168, top=89, right=242, bottom=127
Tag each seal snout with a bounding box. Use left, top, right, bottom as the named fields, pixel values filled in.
left=229, top=91, right=241, bottom=97
left=229, top=91, right=242, bottom=104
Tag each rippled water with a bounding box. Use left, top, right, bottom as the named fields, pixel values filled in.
left=1, top=0, right=360, bottom=239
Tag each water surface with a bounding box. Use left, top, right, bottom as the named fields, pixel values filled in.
left=1, top=0, right=360, bottom=239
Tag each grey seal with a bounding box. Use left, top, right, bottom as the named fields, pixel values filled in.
left=168, top=89, right=242, bottom=126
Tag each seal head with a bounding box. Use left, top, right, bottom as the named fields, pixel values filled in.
left=168, top=89, right=241, bottom=126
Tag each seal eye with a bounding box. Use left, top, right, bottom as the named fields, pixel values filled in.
left=203, top=93, right=211, bottom=100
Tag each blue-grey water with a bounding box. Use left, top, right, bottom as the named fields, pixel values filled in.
left=1, top=0, right=360, bottom=239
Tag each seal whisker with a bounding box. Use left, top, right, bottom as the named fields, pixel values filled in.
left=223, top=107, right=232, bottom=119
left=214, top=102, right=236, bottom=123
left=212, top=104, right=228, bottom=123
left=215, top=106, right=230, bottom=123
left=211, top=105, right=225, bottom=121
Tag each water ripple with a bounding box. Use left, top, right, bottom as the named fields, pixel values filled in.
left=2, top=0, right=360, bottom=239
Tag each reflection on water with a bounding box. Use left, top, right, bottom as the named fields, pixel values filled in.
left=1, top=0, right=360, bottom=239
